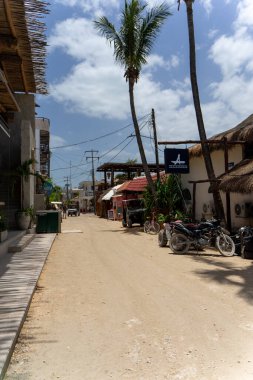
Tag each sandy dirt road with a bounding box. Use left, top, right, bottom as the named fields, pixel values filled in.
left=5, top=213, right=253, bottom=380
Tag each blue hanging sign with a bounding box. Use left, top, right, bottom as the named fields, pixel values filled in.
left=164, top=148, right=190, bottom=174
left=43, top=181, right=53, bottom=195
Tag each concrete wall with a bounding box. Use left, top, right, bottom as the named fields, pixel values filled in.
left=34, top=194, right=46, bottom=211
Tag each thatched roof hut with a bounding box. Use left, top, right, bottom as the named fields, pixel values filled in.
left=0, top=0, right=48, bottom=112
left=218, top=159, right=253, bottom=194
left=189, top=114, right=253, bottom=157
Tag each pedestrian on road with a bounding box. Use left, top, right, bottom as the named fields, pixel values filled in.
left=62, top=204, right=67, bottom=219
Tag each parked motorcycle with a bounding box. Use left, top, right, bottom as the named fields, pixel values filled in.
left=168, top=219, right=235, bottom=256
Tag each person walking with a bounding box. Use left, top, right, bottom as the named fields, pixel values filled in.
left=62, top=203, right=67, bottom=219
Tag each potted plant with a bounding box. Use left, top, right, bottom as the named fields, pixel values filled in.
left=0, top=212, right=8, bottom=242
left=12, top=159, right=41, bottom=230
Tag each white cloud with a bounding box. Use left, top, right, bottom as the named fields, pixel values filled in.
left=54, top=0, right=119, bottom=16
left=209, top=30, right=253, bottom=77
left=48, top=18, right=111, bottom=63
left=50, top=134, right=68, bottom=148
left=48, top=17, right=185, bottom=125
left=49, top=61, right=129, bottom=120
left=208, top=0, right=253, bottom=123
left=236, top=0, right=253, bottom=28
left=208, top=28, right=218, bottom=39
left=200, top=0, right=213, bottom=14
left=144, top=54, right=179, bottom=71
left=146, top=0, right=175, bottom=8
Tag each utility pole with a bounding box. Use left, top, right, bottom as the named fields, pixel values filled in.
left=64, top=176, right=70, bottom=202
left=69, top=161, right=72, bottom=199
left=85, top=150, right=99, bottom=214
left=152, top=108, right=160, bottom=181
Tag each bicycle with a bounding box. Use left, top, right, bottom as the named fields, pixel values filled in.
left=144, top=212, right=160, bottom=234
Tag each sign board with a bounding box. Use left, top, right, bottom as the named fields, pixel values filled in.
left=43, top=181, right=53, bottom=196
left=164, top=148, right=189, bottom=174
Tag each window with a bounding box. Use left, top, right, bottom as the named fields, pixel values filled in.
left=244, top=142, right=253, bottom=159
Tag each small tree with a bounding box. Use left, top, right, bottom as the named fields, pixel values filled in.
left=13, top=159, right=43, bottom=211
left=143, top=174, right=184, bottom=218
left=49, top=184, right=63, bottom=202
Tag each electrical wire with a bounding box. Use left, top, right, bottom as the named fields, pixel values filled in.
left=50, top=113, right=150, bottom=150
left=108, top=136, right=136, bottom=162
left=106, top=120, right=149, bottom=162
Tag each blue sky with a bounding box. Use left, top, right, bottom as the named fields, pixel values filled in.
left=36, top=0, right=253, bottom=188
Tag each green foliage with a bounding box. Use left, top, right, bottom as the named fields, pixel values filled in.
left=94, top=1, right=171, bottom=77
left=14, top=159, right=37, bottom=182
left=157, top=213, right=170, bottom=224
left=7, top=159, right=43, bottom=211
left=23, top=206, right=34, bottom=218
left=49, top=185, right=63, bottom=202
left=143, top=174, right=184, bottom=218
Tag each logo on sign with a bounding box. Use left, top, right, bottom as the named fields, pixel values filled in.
left=164, top=148, right=189, bottom=174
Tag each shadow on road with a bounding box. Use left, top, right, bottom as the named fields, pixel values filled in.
left=191, top=255, right=253, bottom=305
left=100, top=226, right=145, bottom=235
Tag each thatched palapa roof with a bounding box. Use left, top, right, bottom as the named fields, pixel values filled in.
left=189, top=114, right=253, bottom=157
left=0, top=0, right=48, bottom=112
left=218, top=159, right=253, bottom=194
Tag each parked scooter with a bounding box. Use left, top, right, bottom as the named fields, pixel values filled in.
left=167, top=219, right=235, bottom=256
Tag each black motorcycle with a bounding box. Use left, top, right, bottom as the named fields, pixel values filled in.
left=169, top=219, right=235, bottom=256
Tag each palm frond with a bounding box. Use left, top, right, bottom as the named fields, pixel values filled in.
left=94, top=1, right=170, bottom=75
left=136, top=3, right=171, bottom=66
left=94, top=17, right=125, bottom=65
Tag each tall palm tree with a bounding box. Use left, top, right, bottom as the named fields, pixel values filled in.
left=178, top=0, right=225, bottom=221
left=94, top=0, right=171, bottom=195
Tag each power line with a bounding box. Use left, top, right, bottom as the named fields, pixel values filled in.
left=109, top=136, right=136, bottom=162
left=50, top=114, right=150, bottom=150
left=50, top=161, right=90, bottom=172
left=99, top=136, right=130, bottom=160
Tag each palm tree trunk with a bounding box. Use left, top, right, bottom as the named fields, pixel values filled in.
left=128, top=78, right=156, bottom=196
left=185, top=0, right=225, bottom=222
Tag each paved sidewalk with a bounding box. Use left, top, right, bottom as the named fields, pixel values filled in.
left=0, top=233, right=56, bottom=380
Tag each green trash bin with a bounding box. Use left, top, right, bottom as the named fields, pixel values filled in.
left=46, top=210, right=61, bottom=233
left=36, top=212, right=48, bottom=233
left=36, top=210, right=61, bottom=233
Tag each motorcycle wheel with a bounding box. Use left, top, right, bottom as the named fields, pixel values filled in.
left=158, top=229, right=168, bottom=247
left=169, top=233, right=190, bottom=254
left=216, top=234, right=235, bottom=256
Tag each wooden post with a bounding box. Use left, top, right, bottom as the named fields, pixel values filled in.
left=152, top=108, right=160, bottom=181
left=111, top=170, right=114, bottom=187
left=192, top=182, right=196, bottom=221
left=223, top=137, right=232, bottom=231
